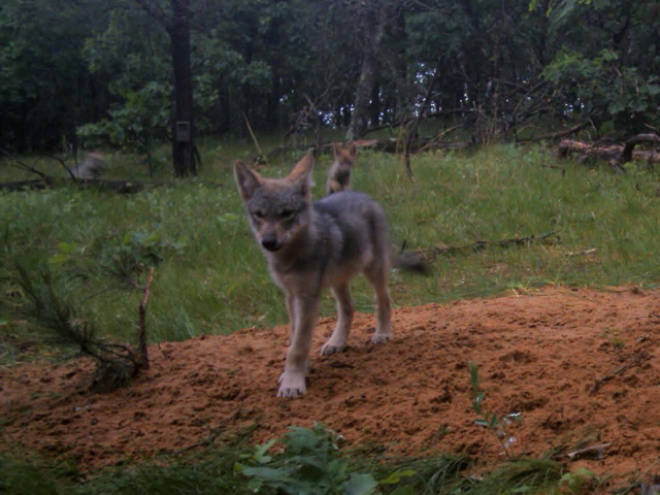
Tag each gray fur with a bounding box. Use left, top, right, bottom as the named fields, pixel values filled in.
left=234, top=154, right=423, bottom=398
left=72, top=152, right=107, bottom=179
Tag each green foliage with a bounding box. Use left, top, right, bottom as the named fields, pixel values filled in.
left=5, top=143, right=660, bottom=350
left=558, top=467, right=598, bottom=494
left=235, top=424, right=379, bottom=495
left=469, top=362, right=521, bottom=457
left=78, top=82, right=171, bottom=174
left=542, top=49, right=660, bottom=133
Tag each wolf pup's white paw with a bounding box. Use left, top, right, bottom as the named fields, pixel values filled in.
left=320, top=340, right=347, bottom=355
left=370, top=333, right=393, bottom=345
left=277, top=371, right=307, bottom=398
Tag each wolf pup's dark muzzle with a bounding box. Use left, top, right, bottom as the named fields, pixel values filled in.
left=261, top=236, right=281, bottom=251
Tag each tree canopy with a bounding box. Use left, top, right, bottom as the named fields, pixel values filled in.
left=1, top=0, right=658, bottom=159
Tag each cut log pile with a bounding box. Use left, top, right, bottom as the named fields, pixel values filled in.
left=558, top=133, right=660, bottom=171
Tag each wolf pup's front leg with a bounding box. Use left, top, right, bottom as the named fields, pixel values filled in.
left=278, top=295, right=320, bottom=397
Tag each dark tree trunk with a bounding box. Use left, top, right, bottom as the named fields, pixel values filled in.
left=369, top=81, right=381, bottom=127
left=266, top=75, right=281, bottom=131
left=168, top=0, right=197, bottom=177
left=347, top=46, right=378, bottom=140
left=346, top=7, right=384, bottom=141
left=135, top=0, right=199, bottom=177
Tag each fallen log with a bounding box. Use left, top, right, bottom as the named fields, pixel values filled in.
left=558, top=134, right=660, bottom=171
left=0, top=176, right=222, bottom=193
left=415, top=230, right=558, bottom=262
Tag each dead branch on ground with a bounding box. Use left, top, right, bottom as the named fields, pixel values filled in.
left=0, top=176, right=222, bottom=193
left=416, top=231, right=558, bottom=262
left=590, top=352, right=648, bottom=395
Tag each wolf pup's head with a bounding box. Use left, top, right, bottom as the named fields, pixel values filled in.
left=234, top=153, right=314, bottom=253
left=333, top=142, right=357, bottom=167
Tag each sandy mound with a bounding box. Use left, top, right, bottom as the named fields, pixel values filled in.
left=2, top=287, right=660, bottom=479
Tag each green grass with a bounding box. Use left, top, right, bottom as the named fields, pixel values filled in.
left=7, top=137, right=647, bottom=495
left=3, top=141, right=660, bottom=354
left=0, top=425, right=575, bottom=495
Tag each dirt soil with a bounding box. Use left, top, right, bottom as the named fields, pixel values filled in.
left=2, top=287, right=660, bottom=480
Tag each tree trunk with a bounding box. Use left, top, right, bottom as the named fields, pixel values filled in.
left=369, top=81, right=381, bottom=127
left=168, top=0, right=197, bottom=177
left=346, top=7, right=385, bottom=141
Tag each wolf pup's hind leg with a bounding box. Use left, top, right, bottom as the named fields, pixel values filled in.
left=364, top=263, right=393, bottom=344
left=321, top=282, right=354, bottom=355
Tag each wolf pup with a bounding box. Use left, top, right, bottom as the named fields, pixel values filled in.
left=72, top=152, right=107, bottom=179
left=326, top=142, right=357, bottom=195
left=234, top=152, right=426, bottom=398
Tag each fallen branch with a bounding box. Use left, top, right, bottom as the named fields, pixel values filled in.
left=416, top=231, right=558, bottom=262
left=567, top=248, right=596, bottom=257
left=590, top=352, right=648, bottom=395
left=0, top=176, right=222, bottom=193
left=566, top=443, right=611, bottom=461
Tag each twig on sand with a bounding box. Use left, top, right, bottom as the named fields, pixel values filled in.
left=590, top=353, right=647, bottom=395
left=566, top=443, right=611, bottom=461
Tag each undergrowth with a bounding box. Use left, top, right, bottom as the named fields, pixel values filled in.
left=3, top=141, right=660, bottom=359
left=0, top=424, right=578, bottom=495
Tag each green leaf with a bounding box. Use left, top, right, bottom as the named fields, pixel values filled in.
left=254, top=438, right=277, bottom=464
left=469, top=362, right=480, bottom=393
left=343, top=473, right=378, bottom=495
left=379, top=469, right=416, bottom=485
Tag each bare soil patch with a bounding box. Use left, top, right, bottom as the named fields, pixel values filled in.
left=2, top=287, right=660, bottom=479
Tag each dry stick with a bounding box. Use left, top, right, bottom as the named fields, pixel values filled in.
left=416, top=230, right=558, bottom=262
left=566, top=443, right=612, bottom=461
left=0, top=177, right=223, bottom=194
left=172, top=404, right=242, bottom=455
left=590, top=353, right=647, bottom=396
left=244, top=114, right=269, bottom=166
left=47, top=154, right=77, bottom=180
left=1, top=149, right=47, bottom=178
left=137, top=267, right=155, bottom=369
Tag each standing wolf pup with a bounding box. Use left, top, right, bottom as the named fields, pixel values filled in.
left=326, top=142, right=357, bottom=195
left=234, top=152, right=426, bottom=398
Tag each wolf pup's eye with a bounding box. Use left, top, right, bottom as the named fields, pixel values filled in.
left=280, top=209, right=294, bottom=220
left=253, top=210, right=265, bottom=220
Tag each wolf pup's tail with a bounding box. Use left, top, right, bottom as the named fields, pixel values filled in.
left=391, top=242, right=430, bottom=275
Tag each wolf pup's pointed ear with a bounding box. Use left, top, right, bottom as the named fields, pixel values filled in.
left=234, top=160, right=263, bottom=201
left=288, top=151, right=315, bottom=195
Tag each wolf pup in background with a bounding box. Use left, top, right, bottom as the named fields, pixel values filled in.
left=72, top=152, right=107, bottom=179
left=326, top=142, right=357, bottom=195
left=234, top=152, right=426, bottom=398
